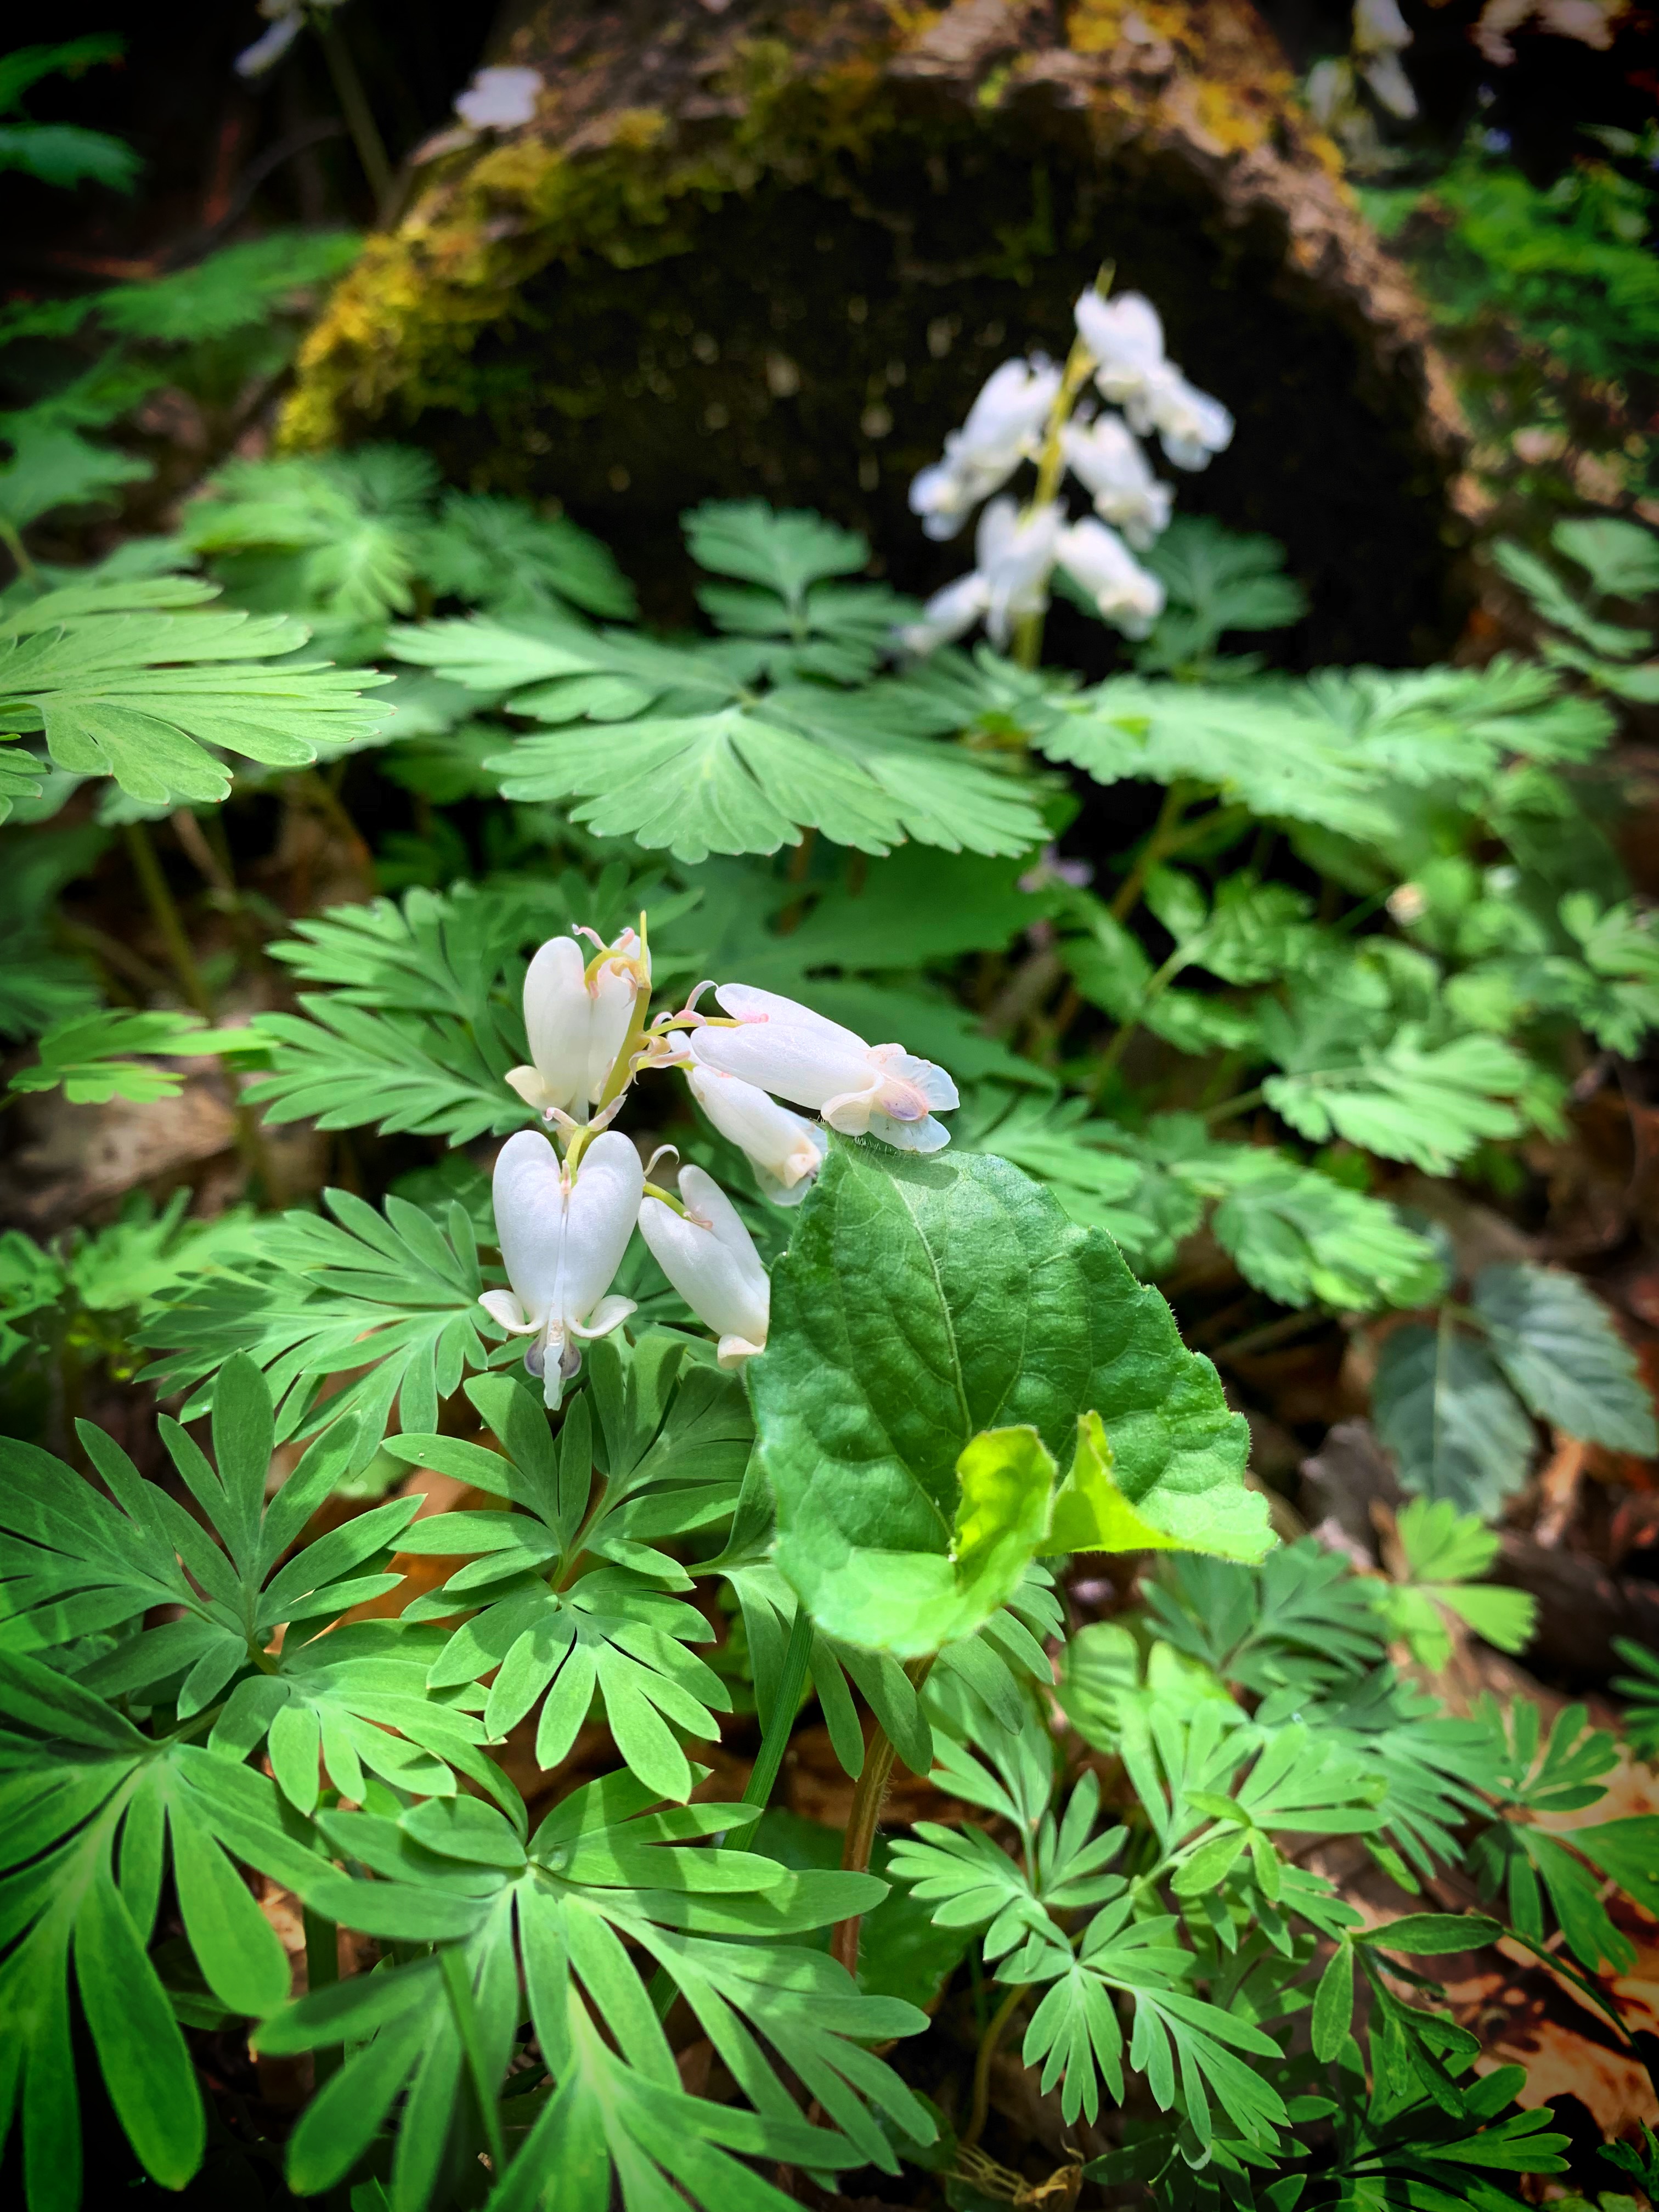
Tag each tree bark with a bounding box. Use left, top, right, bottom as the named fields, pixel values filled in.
left=284, top=0, right=1471, bottom=662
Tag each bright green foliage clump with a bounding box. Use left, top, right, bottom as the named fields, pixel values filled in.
left=1, top=216, right=1657, bottom=2212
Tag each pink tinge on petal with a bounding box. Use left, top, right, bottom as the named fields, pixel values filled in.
left=872, top=1076, right=933, bottom=1122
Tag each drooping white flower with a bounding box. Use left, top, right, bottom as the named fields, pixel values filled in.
left=895, top=568, right=992, bottom=657
left=1139, top=369, right=1234, bottom=472
left=638, top=1166, right=770, bottom=1369
left=507, top=927, right=647, bottom=1120
left=454, top=65, right=544, bottom=130
left=907, top=358, right=1060, bottom=540
left=976, top=496, right=1064, bottom=648
left=234, top=1, right=314, bottom=77
left=1353, top=0, right=1413, bottom=55
left=1060, top=414, right=1173, bottom=548
left=1073, top=289, right=1232, bottom=473
left=1074, top=289, right=1169, bottom=407
left=684, top=1062, right=827, bottom=1206
left=478, top=1129, right=641, bottom=1407
left=690, top=985, right=958, bottom=1152
left=1057, top=518, right=1166, bottom=640
left=1357, top=47, right=1418, bottom=119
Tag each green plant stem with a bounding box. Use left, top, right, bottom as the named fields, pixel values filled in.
left=830, top=1656, right=934, bottom=1978
left=123, top=820, right=281, bottom=1200
left=1210, top=1306, right=1334, bottom=1366
left=1013, top=316, right=1106, bottom=672
left=962, top=1980, right=1029, bottom=2150
left=313, top=8, right=393, bottom=209
left=1204, top=1085, right=1265, bottom=1128
left=440, top=1945, right=507, bottom=2178
left=647, top=1604, right=816, bottom=2027
left=0, top=515, right=38, bottom=585
left=123, top=821, right=211, bottom=1016
left=1090, top=944, right=1189, bottom=1098
left=294, top=769, right=376, bottom=889
left=303, top=1908, right=342, bottom=2085
left=744, top=1604, right=815, bottom=1810
left=1109, top=782, right=1190, bottom=924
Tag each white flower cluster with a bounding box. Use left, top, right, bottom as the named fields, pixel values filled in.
left=482, top=924, right=958, bottom=1404
left=900, top=283, right=1233, bottom=656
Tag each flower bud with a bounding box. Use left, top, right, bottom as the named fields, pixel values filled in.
left=507, top=927, right=647, bottom=1121
left=685, top=1062, right=827, bottom=1205
left=639, top=1166, right=769, bottom=1368
left=478, top=1128, right=641, bottom=1406
left=690, top=985, right=958, bottom=1153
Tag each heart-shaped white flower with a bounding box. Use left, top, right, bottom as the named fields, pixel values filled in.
left=478, top=1128, right=641, bottom=1406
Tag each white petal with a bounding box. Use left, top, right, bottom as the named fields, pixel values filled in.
left=492, top=1129, right=569, bottom=1329
left=453, top=64, right=543, bottom=129
left=557, top=1130, right=644, bottom=1327
left=896, top=568, right=991, bottom=655
left=235, top=10, right=303, bottom=76
left=717, top=1334, right=765, bottom=1369
left=640, top=1175, right=769, bottom=1349
left=584, top=958, right=639, bottom=1103
left=477, top=1288, right=534, bottom=1333
left=522, top=936, right=590, bottom=1115
left=713, top=983, right=868, bottom=1051
left=571, top=1293, right=636, bottom=1341
left=868, top=1109, right=953, bottom=1153
left=505, top=1065, right=563, bottom=1112
left=693, top=1020, right=874, bottom=1115
left=820, top=1077, right=884, bottom=1135
left=869, top=1045, right=960, bottom=1114
left=685, top=1064, right=827, bottom=1193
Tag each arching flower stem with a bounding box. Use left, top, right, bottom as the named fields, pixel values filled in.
left=1012, top=268, right=1111, bottom=669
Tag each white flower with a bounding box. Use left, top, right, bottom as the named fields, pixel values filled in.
left=1060, top=414, right=1173, bottom=548
left=235, top=5, right=304, bottom=77
left=976, top=496, right=1063, bottom=648
left=638, top=1166, right=770, bottom=1368
left=690, top=985, right=958, bottom=1152
left=907, top=358, right=1060, bottom=541
left=1139, top=368, right=1234, bottom=472
left=1057, top=518, right=1166, bottom=640
left=478, top=1129, right=641, bottom=1407
left=895, top=497, right=1061, bottom=657
left=1074, top=289, right=1169, bottom=407
left=895, top=568, right=991, bottom=656
left=1353, top=0, right=1413, bottom=54
left=454, top=65, right=544, bottom=130
left=507, top=927, right=646, bottom=1121
left=1358, top=49, right=1418, bottom=117
left=684, top=1062, right=827, bottom=1206
left=1073, top=289, right=1232, bottom=472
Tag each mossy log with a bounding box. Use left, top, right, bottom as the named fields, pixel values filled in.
left=284, top=0, right=1470, bottom=662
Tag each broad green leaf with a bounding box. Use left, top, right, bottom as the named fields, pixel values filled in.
left=1050, top=1411, right=1188, bottom=1555
left=1262, top=1030, right=1532, bottom=1175
left=1372, top=1319, right=1537, bottom=1515
left=1552, top=516, right=1659, bottom=601
left=751, top=1141, right=1267, bottom=1656
left=0, top=426, right=150, bottom=533
left=0, top=590, right=392, bottom=807
left=1472, top=1262, right=1657, bottom=1453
